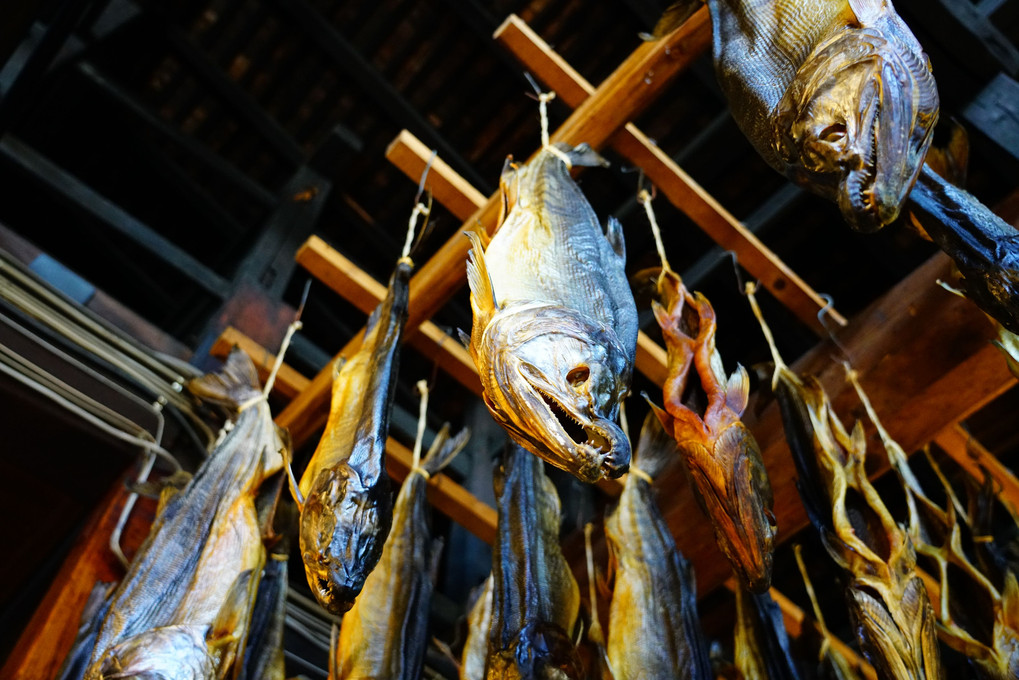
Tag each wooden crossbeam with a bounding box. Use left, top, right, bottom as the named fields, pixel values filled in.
left=493, top=13, right=844, bottom=334
left=934, top=423, right=1019, bottom=516
left=211, top=329, right=497, bottom=545
left=295, top=236, right=480, bottom=396
left=274, top=10, right=712, bottom=449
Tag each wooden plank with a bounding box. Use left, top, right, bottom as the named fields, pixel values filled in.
left=385, top=130, right=487, bottom=221
left=213, top=329, right=497, bottom=545
left=295, top=236, right=481, bottom=397
left=933, top=423, right=1019, bottom=517
left=493, top=13, right=843, bottom=334
left=384, top=130, right=668, bottom=391
left=1, top=474, right=155, bottom=679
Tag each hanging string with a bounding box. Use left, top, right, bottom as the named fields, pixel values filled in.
left=745, top=281, right=788, bottom=390
left=263, top=279, right=312, bottom=400
left=524, top=72, right=573, bottom=169
left=411, top=379, right=430, bottom=479
left=629, top=465, right=654, bottom=485
left=638, top=187, right=672, bottom=273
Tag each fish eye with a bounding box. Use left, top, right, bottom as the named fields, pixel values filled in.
left=819, top=123, right=847, bottom=143
left=566, top=366, right=590, bottom=386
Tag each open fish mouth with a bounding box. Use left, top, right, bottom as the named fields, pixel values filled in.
left=532, top=385, right=627, bottom=481
left=536, top=387, right=613, bottom=454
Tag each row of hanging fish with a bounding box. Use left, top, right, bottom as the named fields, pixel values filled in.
left=58, top=349, right=289, bottom=680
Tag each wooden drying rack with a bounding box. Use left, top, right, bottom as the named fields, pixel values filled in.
left=6, top=9, right=1019, bottom=678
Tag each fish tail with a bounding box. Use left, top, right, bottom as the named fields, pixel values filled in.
left=421, top=423, right=471, bottom=476
left=187, top=347, right=262, bottom=408
left=632, top=410, right=679, bottom=480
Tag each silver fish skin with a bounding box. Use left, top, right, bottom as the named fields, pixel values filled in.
left=83, top=350, right=283, bottom=679
left=605, top=413, right=712, bottom=680
left=467, top=143, right=638, bottom=484
left=485, top=444, right=582, bottom=679
left=93, top=625, right=216, bottom=680
left=663, top=0, right=938, bottom=232
left=298, top=260, right=411, bottom=615
left=334, top=426, right=469, bottom=679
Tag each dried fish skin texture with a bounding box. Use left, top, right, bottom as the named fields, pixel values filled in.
left=466, top=143, right=638, bottom=484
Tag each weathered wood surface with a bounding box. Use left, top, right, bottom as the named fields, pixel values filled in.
left=274, top=12, right=709, bottom=449
left=934, top=423, right=1019, bottom=516
left=1, top=473, right=155, bottom=680
left=493, top=13, right=844, bottom=334
left=210, top=329, right=497, bottom=545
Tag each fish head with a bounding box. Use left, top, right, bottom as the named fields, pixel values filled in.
left=89, top=625, right=215, bottom=680
left=298, top=463, right=393, bottom=615
left=511, top=621, right=584, bottom=680
left=480, top=305, right=631, bottom=483
left=774, top=27, right=938, bottom=232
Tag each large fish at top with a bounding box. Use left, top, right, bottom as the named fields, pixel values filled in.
left=298, top=255, right=411, bottom=615
left=657, top=0, right=938, bottom=233
left=466, top=143, right=638, bottom=483
left=78, top=349, right=285, bottom=679
left=333, top=425, right=469, bottom=679
left=485, top=443, right=582, bottom=679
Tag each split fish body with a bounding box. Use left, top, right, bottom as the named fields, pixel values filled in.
left=651, top=270, right=776, bottom=593
left=298, top=260, right=411, bottom=615
left=667, top=0, right=938, bottom=231
left=467, top=143, right=638, bottom=483
left=604, top=413, right=712, bottom=679
left=82, top=350, right=285, bottom=679
left=485, top=444, right=582, bottom=679
left=334, top=427, right=469, bottom=679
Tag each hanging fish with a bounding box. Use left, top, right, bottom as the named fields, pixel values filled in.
left=465, top=140, right=638, bottom=484
left=237, top=547, right=288, bottom=680
left=485, top=444, right=582, bottom=679
left=604, top=412, right=713, bottom=679
left=297, top=198, right=430, bottom=614
left=461, top=577, right=494, bottom=680
left=748, top=287, right=941, bottom=680
left=733, top=588, right=804, bottom=680
left=333, top=424, right=470, bottom=679
left=654, top=0, right=938, bottom=233
left=78, top=349, right=286, bottom=680
left=642, top=192, right=776, bottom=593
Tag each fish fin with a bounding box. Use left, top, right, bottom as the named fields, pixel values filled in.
left=725, top=364, right=750, bottom=414
left=499, top=156, right=519, bottom=230
left=207, top=569, right=259, bottom=677
left=457, top=327, right=471, bottom=350
left=188, top=347, right=261, bottom=408
left=633, top=411, right=679, bottom=479
left=846, top=0, right=890, bottom=24
left=604, top=215, right=626, bottom=261
left=465, top=229, right=499, bottom=322
left=422, top=424, right=471, bottom=475
left=643, top=1, right=703, bottom=41
left=330, top=356, right=348, bottom=381
left=554, top=142, right=610, bottom=168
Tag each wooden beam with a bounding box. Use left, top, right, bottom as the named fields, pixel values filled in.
left=386, top=130, right=487, bottom=222
left=294, top=236, right=481, bottom=397
left=493, top=13, right=843, bottom=334
left=212, top=329, right=497, bottom=545
left=933, top=423, right=1019, bottom=517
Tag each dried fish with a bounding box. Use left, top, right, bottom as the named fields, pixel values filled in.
left=733, top=588, right=803, bottom=680
left=465, top=138, right=638, bottom=483
left=333, top=423, right=470, bottom=679
left=462, top=577, right=494, bottom=680
left=604, top=412, right=712, bottom=679
left=643, top=194, right=775, bottom=593
left=80, top=349, right=286, bottom=679
left=238, top=550, right=288, bottom=680
left=485, top=444, right=582, bottom=679
left=656, top=0, right=938, bottom=233
left=297, top=256, right=411, bottom=615
left=748, top=287, right=941, bottom=679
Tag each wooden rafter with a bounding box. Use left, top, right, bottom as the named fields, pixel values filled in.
left=934, top=423, right=1019, bottom=516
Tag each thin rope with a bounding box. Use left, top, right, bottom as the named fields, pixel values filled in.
left=745, top=282, right=787, bottom=388
left=629, top=466, right=654, bottom=485
left=638, top=189, right=672, bottom=273
left=537, top=90, right=573, bottom=168
left=411, top=379, right=429, bottom=471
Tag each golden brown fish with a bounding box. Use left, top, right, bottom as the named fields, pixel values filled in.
left=658, top=0, right=938, bottom=233
left=80, top=349, right=285, bottom=680
left=604, top=412, right=712, bottom=679
left=649, top=266, right=776, bottom=593
left=485, top=444, right=582, bottom=679
left=748, top=288, right=941, bottom=679
left=298, top=257, right=411, bottom=615
left=733, top=588, right=803, bottom=680
left=465, top=142, right=638, bottom=483
left=333, top=425, right=469, bottom=679
left=462, top=577, right=494, bottom=680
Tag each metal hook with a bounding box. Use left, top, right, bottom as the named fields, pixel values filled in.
left=726, top=251, right=756, bottom=297
left=816, top=293, right=852, bottom=363
left=523, top=71, right=543, bottom=98
left=415, top=150, right=438, bottom=204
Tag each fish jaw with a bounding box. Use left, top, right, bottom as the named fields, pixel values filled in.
left=89, top=625, right=215, bottom=680
left=475, top=305, right=632, bottom=483
left=298, top=463, right=393, bottom=615
left=774, top=27, right=938, bottom=233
